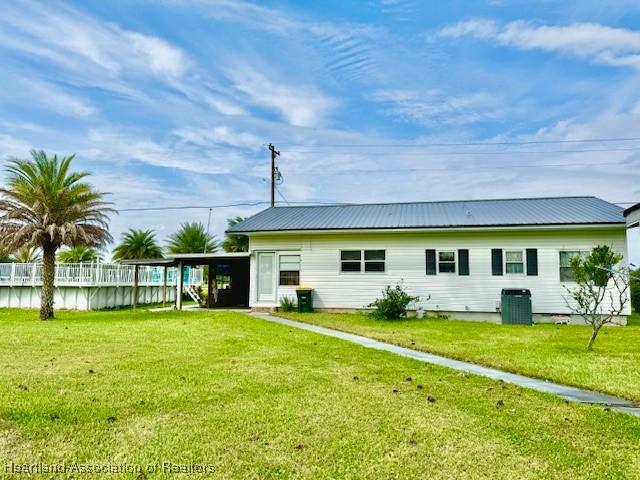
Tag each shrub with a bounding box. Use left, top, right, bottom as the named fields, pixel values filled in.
left=279, top=296, right=297, bottom=312
left=631, top=268, right=640, bottom=313
left=368, top=283, right=420, bottom=320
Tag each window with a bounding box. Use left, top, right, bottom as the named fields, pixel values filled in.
left=215, top=263, right=231, bottom=289
left=340, top=250, right=385, bottom=273
left=341, top=250, right=361, bottom=272
left=505, top=250, right=524, bottom=274
left=364, top=250, right=385, bottom=272
left=279, top=255, right=300, bottom=286
left=559, top=251, right=588, bottom=282
left=438, top=251, right=456, bottom=273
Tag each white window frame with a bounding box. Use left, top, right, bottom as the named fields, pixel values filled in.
left=437, top=250, right=456, bottom=274
left=504, top=249, right=525, bottom=275
left=278, top=254, right=300, bottom=286
left=558, top=250, right=589, bottom=283
left=340, top=250, right=362, bottom=273
left=339, top=249, right=386, bottom=274
left=364, top=250, right=385, bottom=273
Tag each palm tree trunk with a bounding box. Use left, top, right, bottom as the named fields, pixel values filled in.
left=40, top=246, right=56, bottom=320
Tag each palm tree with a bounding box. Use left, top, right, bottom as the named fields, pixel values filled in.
left=0, top=247, right=13, bottom=263
left=0, top=151, right=112, bottom=320
left=167, top=221, right=217, bottom=254
left=222, top=216, right=248, bottom=252
left=57, top=245, right=103, bottom=263
left=12, top=246, right=41, bottom=263
left=113, top=229, right=163, bottom=260
left=112, top=229, right=163, bottom=308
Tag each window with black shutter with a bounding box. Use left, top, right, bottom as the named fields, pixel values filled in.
left=458, top=249, right=469, bottom=275
left=526, top=249, right=538, bottom=276
left=491, top=249, right=503, bottom=276
left=425, top=249, right=436, bottom=275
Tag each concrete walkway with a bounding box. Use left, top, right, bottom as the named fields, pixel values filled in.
left=251, top=312, right=640, bottom=417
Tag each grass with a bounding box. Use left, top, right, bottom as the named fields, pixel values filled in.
left=276, top=311, right=640, bottom=404
left=1, top=308, right=640, bottom=479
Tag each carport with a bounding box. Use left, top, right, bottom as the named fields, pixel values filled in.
left=122, top=252, right=250, bottom=310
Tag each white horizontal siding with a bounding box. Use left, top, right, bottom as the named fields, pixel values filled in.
left=248, top=228, right=629, bottom=315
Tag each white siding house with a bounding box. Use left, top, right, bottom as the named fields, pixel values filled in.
left=229, top=197, right=631, bottom=323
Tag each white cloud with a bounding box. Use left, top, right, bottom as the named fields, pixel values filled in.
left=82, top=130, right=238, bottom=175
left=226, top=64, right=338, bottom=127
left=439, top=19, right=640, bottom=69
left=0, top=0, right=190, bottom=80
left=173, top=126, right=262, bottom=150
left=0, top=134, right=33, bottom=159
left=371, top=89, right=499, bottom=124
left=22, top=80, right=96, bottom=118
left=176, top=0, right=383, bottom=81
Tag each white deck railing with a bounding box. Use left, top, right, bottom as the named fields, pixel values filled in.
left=0, top=263, right=203, bottom=287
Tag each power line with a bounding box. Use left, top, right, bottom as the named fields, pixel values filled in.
left=272, top=136, right=640, bottom=148
left=275, top=186, right=291, bottom=206
left=115, top=198, right=638, bottom=213
left=117, top=201, right=268, bottom=212
left=115, top=200, right=343, bottom=213
left=281, top=147, right=640, bottom=155
left=292, top=161, right=626, bottom=175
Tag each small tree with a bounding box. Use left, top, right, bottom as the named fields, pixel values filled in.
left=222, top=216, right=248, bottom=252
left=113, top=229, right=163, bottom=308
left=368, top=283, right=420, bottom=320
left=12, top=246, right=41, bottom=263
left=0, top=248, right=12, bottom=263
left=57, top=245, right=103, bottom=263
left=631, top=268, right=640, bottom=313
left=167, top=221, right=217, bottom=254
left=564, top=245, right=629, bottom=350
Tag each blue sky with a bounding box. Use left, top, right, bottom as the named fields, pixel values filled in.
left=1, top=0, right=639, bottom=262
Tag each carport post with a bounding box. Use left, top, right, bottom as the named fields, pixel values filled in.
left=207, top=261, right=214, bottom=308
left=132, top=265, right=139, bottom=310
left=162, top=266, right=167, bottom=307
left=176, top=260, right=184, bottom=310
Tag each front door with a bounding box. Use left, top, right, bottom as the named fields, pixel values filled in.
left=257, top=252, right=276, bottom=303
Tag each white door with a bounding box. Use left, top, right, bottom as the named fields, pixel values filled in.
left=257, top=252, right=276, bottom=302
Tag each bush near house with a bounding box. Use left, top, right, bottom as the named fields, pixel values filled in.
left=368, top=283, right=420, bottom=320
left=279, top=296, right=297, bottom=312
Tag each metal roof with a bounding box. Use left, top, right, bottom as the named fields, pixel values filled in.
left=228, top=196, right=625, bottom=233
left=120, top=252, right=250, bottom=266
left=625, top=202, right=640, bottom=228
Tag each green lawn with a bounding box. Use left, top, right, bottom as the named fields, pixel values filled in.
left=1, top=308, right=640, bottom=479
left=276, top=311, right=640, bottom=404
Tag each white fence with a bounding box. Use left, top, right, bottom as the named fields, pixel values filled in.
left=0, top=263, right=203, bottom=287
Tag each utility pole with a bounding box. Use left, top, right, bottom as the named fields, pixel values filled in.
left=268, top=143, right=280, bottom=207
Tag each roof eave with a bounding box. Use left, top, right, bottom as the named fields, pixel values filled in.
left=234, top=222, right=627, bottom=235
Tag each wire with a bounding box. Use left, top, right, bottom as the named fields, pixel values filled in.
left=281, top=147, right=640, bottom=155
left=115, top=198, right=638, bottom=213
left=292, top=161, right=626, bottom=175
left=275, top=186, right=291, bottom=206
left=271, top=136, right=640, bottom=148
left=115, top=200, right=347, bottom=213
left=117, top=201, right=268, bottom=212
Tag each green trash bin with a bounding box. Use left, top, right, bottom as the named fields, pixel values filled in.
left=296, top=288, right=314, bottom=313
left=501, top=289, right=532, bottom=325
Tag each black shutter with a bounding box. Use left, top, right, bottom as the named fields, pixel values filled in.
left=458, top=249, right=469, bottom=276
left=426, top=249, right=436, bottom=275
left=526, top=248, right=538, bottom=276
left=491, top=249, right=503, bottom=276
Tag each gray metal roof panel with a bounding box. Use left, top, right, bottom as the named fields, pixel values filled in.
left=228, top=197, right=625, bottom=233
